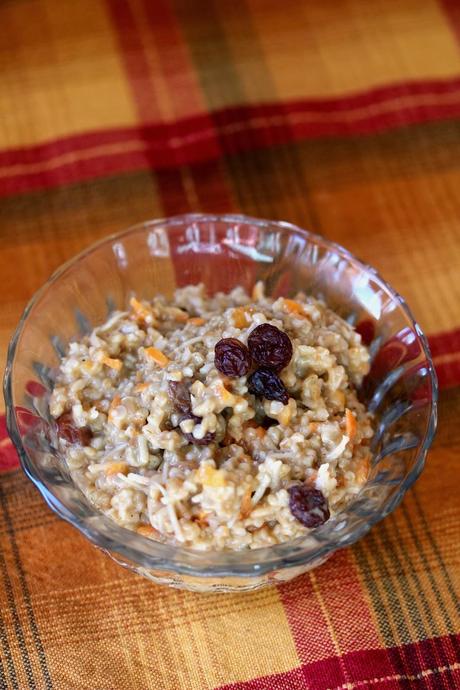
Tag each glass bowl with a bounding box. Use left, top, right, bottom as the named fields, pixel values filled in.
left=3, top=214, right=437, bottom=593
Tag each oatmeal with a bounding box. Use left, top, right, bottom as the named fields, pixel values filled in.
left=49, top=283, right=373, bottom=551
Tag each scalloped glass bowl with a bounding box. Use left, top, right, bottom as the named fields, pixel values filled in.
left=4, top=214, right=437, bottom=592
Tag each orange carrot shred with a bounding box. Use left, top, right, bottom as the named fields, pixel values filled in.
left=282, top=298, right=307, bottom=317
left=239, top=487, right=253, bottom=519
left=169, top=307, right=188, bottom=322
left=130, top=297, right=152, bottom=320
left=232, top=307, right=250, bottom=329
left=193, top=511, right=210, bottom=528
left=345, top=408, right=357, bottom=441
left=144, top=347, right=170, bottom=367
left=108, top=395, right=121, bottom=423
left=102, top=356, right=122, bottom=371
left=136, top=524, right=159, bottom=538
left=355, top=455, right=370, bottom=484
left=105, top=461, right=128, bottom=476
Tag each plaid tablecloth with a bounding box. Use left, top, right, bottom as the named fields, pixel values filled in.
left=1, top=1, right=459, bottom=688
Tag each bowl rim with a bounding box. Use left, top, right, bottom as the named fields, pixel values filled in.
left=3, top=213, right=438, bottom=578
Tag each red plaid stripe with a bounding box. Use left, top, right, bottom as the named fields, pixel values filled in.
left=218, top=636, right=460, bottom=690
left=4, top=78, right=460, bottom=198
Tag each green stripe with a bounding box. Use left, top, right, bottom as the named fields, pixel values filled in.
left=0, top=551, right=20, bottom=690
left=0, top=485, right=53, bottom=689
left=377, top=518, right=454, bottom=688
left=386, top=513, right=444, bottom=639
left=0, top=488, right=37, bottom=688
left=378, top=520, right=432, bottom=640
left=172, top=0, right=245, bottom=108
left=360, top=530, right=413, bottom=645
left=355, top=505, right=455, bottom=684
left=401, top=498, right=458, bottom=632
left=413, top=489, right=459, bottom=613
left=352, top=540, right=398, bottom=646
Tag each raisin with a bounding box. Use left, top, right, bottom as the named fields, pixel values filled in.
left=214, top=338, right=252, bottom=377
left=56, top=412, right=93, bottom=446
left=168, top=380, right=192, bottom=414
left=247, top=368, right=289, bottom=405
left=178, top=413, right=215, bottom=446
left=288, top=485, right=330, bottom=528
left=248, top=323, right=293, bottom=372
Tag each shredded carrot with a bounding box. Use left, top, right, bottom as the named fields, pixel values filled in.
left=108, top=394, right=121, bottom=422
left=239, top=487, right=253, bottom=519
left=232, top=307, right=249, bottom=329
left=345, top=408, right=357, bottom=441
left=105, top=461, right=128, bottom=476
left=305, top=470, right=318, bottom=487
left=231, top=306, right=255, bottom=329
left=134, top=382, right=149, bottom=393
left=136, top=524, right=159, bottom=538
left=216, top=382, right=235, bottom=405
left=243, top=420, right=266, bottom=439
left=130, top=296, right=144, bottom=312
left=102, top=356, right=122, bottom=371
left=144, top=347, right=170, bottom=368
left=130, top=297, right=152, bottom=320
left=193, top=511, right=210, bottom=528
left=188, top=316, right=205, bottom=326
left=219, top=375, right=233, bottom=389
left=355, top=455, right=370, bottom=484
left=282, top=298, right=308, bottom=317
left=169, top=307, right=189, bottom=323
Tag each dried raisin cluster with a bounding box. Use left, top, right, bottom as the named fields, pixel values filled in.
left=288, top=485, right=330, bottom=527
left=214, top=323, right=293, bottom=405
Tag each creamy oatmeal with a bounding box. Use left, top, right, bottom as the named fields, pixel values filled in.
left=50, top=283, right=373, bottom=551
